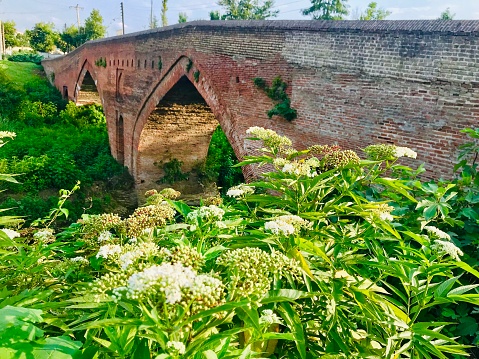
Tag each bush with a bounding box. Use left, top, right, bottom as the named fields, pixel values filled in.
left=8, top=52, right=44, bottom=64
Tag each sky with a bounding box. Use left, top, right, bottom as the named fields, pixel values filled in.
left=0, top=0, right=478, bottom=37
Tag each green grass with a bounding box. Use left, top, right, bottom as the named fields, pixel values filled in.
left=0, top=60, right=44, bottom=85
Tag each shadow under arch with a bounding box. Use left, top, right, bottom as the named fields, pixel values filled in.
left=74, top=59, right=103, bottom=105
left=131, top=55, right=237, bottom=181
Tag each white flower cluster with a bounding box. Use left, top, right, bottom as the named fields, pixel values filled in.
left=371, top=203, right=395, bottom=222
left=116, top=262, right=224, bottom=308
left=259, top=309, right=283, bottom=326
left=166, top=341, right=186, bottom=355
left=118, top=242, right=159, bottom=270
left=280, top=157, right=320, bottom=178
left=98, top=230, right=113, bottom=243
left=264, top=215, right=311, bottom=236
left=33, top=228, right=55, bottom=243
left=394, top=146, right=417, bottom=159
left=1, top=228, right=20, bottom=239
left=424, top=226, right=451, bottom=240
left=431, top=240, right=464, bottom=261
left=96, top=244, right=122, bottom=259
left=246, top=126, right=292, bottom=149
left=187, top=205, right=225, bottom=222
left=226, top=183, right=255, bottom=198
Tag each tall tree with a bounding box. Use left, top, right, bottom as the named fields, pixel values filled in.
left=57, top=25, right=81, bottom=53
left=161, top=0, right=168, bottom=26
left=359, top=2, right=390, bottom=20
left=218, top=0, right=278, bottom=20
left=302, top=0, right=349, bottom=20
left=84, top=9, right=106, bottom=40
left=3, top=21, right=30, bottom=48
left=178, top=12, right=188, bottom=23
left=26, top=22, right=59, bottom=52
left=438, top=8, right=455, bottom=20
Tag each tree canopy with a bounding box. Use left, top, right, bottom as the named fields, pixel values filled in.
left=438, top=7, right=455, bottom=20
left=302, top=0, right=349, bottom=20
left=2, top=21, right=30, bottom=48
left=217, top=0, right=278, bottom=20
left=359, top=2, right=391, bottom=20
left=26, top=22, right=58, bottom=52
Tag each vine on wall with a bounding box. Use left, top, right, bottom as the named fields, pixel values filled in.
left=253, top=76, right=297, bottom=121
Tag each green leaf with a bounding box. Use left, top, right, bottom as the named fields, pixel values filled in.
left=261, top=289, right=310, bottom=304
left=456, top=316, right=478, bottom=336
left=423, top=204, right=438, bottom=220
left=32, top=336, right=82, bottom=359
left=434, top=276, right=460, bottom=298
left=203, top=350, right=218, bottom=359
left=278, top=302, right=306, bottom=359
left=132, top=338, right=150, bottom=359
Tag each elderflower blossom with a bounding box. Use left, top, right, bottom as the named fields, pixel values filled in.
left=98, top=231, right=113, bottom=243
left=431, top=240, right=463, bottom=261
left=117, top=241, right=159, bottom=270
left=394, top=146, right=417, bottom=159
left=187, top=205, right=225, bottom=222
left=33, top=228, right=55, bottom=243
left=259, top=309, right=283, bottom=326
left=370, top=203, right=395, bottom=222
left=125, top=262, right=197, bottom=302
left=265, top=215, right=311, bottom=236
left=1, top=228, right=20, bottom=239
left=281, top=160, right=318, bottom=178
left=126, top=204, right=175, bottom=237
left=226, top=183, right=254, bottom=198
left=424, top=226, right=451, bottom=240
left=96, top=244, right=122, bottom=259
left=246, top=127, right=292, bottom=150
left=166, top=341, right=186, bottom=355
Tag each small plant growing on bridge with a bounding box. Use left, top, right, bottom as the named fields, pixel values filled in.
left=158, top=56, right=162, bottom=71
left=156, top=158, right=189, bottom=184
left=253, top=76, right=297, bottom=121
left=95, top=57, right=107, bottom=68
left=193, top=70, right=200, bottom=82
left=186, top=58, right=193, bottom=72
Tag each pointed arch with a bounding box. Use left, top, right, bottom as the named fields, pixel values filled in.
left=130, top=55, right=237, bottom=179
left=74, top=59, right=103, bottom=105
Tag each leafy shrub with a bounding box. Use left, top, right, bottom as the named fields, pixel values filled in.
left=156, top=158, right=189, bottom=184
left=200, top=125, right=244, bottom=194
left=8, top=52, right=44, bottom=64
left=59, top=102, right=105, bottom=127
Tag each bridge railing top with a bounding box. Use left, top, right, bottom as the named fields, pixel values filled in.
left=42, top=20, right=479, bottom=62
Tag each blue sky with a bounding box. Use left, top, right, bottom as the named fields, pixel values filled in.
left=1, top=0, right=478, bottom=36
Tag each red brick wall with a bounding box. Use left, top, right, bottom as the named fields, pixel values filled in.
left=42, top=20, right=479, bottom=182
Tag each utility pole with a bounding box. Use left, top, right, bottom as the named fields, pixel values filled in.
left=150, top=0, right=153, bottom=29
left=121, top=2, right=125, bottom=35
left=70, top=4, right=84, bottom=29
left=0, top=21, right=5, bottom=59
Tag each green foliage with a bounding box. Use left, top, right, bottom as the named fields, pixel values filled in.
left=26, top=22, right=59, bottom=53
left=57, top=9, right=106, bottom=52
left=200, top=126, right=244, bottom=195
left=186, top=59, right=193, bottom=72
left=193, top=70, right=200, bottom=82
left=157, top=158, right=190, bottom=184
left=2, top=21, right=30, bottom=48
left=359, top=1, right=391, bottom=20
left=8, top=52, right=44, bottom=64
left=253, top=76, right=297, bottom=121
left=218, top=0, right=279, bottom=19
left=178, top=12, right=188, bottom=23
left=439, top=7, right=455, bottom=20
left=161, top=0, right=168, bottom=26
left=0, top=125, right=478, bottom=358
left=0, top=306, right=82, bottom=358
left=158, top=56, right=163, bottom=70
left=302, top=0, right=349, bottom=19
left=95, top=57, right=107, bottom=67
left=84, top=9, right=107, bottom=40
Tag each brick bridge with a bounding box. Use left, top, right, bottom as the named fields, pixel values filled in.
left=42, top=20, right=479, bottom=193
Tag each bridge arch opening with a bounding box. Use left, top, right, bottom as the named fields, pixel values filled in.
left=136, top=75, right=241, bottom=197
left=77, top=70, right=101, bottom=106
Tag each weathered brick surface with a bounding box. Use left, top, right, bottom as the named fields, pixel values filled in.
left=42, top=20, right=479, bottom=182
